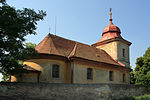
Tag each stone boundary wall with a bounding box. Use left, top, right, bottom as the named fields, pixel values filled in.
left=0, top=82, right=150, bottom=100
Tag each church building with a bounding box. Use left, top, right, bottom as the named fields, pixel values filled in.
left=10, top=10, right=132, bottom=84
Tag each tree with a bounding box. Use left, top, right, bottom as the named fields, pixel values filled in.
left=0, top=0, right=46, bottom=76
left=130, top=69, right=136, bottom=84
left=130, top=66, right=136, bottom=84
left=1, top=71, right=10, bottom=82
left=134, top=47, right=150, bottom=85
left=1, top=43, right=37, bottom=82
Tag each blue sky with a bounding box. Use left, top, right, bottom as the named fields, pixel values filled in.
left=7, top=0, right=150, bottom=69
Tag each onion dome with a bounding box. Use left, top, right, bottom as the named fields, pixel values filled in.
left=96, top=8, right=122, bottom=42
left=92, top=8, right=131, bottom=47
left=102, top=22, right=121, bottom=35
left=102, top=9, right=121, bottom=35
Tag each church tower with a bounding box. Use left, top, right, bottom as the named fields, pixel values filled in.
left=92, top=9, right=132, bottom=68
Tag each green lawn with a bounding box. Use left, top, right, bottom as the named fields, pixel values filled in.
left=116, top=94, right=150, bottom=100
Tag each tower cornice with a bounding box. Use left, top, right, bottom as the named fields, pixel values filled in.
left=92, top=37, right=132, bottom=47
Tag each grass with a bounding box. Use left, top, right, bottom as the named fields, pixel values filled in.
left=114, top=94, right=150, bottom=100
left=135, top=94, right=150, bottom=100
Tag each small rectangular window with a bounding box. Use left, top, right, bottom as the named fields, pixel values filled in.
left=123, top=48, right=125, bottom=57
left=109, top=71, right=113, bottom=81
left=123, top=73, right=125, bottom=82
left=87, top=68, right=93, bottom=80
left=52, top=64, right=59, bottom=78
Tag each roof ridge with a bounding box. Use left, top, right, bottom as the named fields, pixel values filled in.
left=35, top=34, right=50, bottom=51
left=49, top=33, right=77, bottom=43
left=49, top=33, right=95, bottom=48
left=68, top=42, right=78, bottom=58
left=50, top=35, right=62, bottom=55
left=49, top=35, right=53, bottom=54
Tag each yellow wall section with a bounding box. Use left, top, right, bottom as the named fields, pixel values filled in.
left=23, top=59, right=67, bottom=83
left=66, top=62, right=72, bottom=83
left=97, top=42, right=118, bottom=60
left=22, top=73, right=38, bottom=82
left=73, top=63, right=130, bottom=84
left=12, top=58, right=130, bottom=84
left=96, top=41, right=130, bottom=67
left=117, top=41, right=130, bottom=67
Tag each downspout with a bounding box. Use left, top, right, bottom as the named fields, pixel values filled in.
left=37, top=71, right=41, bottom=83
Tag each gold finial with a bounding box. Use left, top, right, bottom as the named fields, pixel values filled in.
left=109, top=8, right=112, bottom=24
left=110, top=8, right=112, bottom=15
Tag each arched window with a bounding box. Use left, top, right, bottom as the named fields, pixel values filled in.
left=122, top=48, right=125, bottom=57
left=52, top=64, right=59, bottom=78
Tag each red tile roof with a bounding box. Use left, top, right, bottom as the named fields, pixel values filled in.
left=35, top=34, right=123, bottom=67
left=35, top=34, right=76, bottom=57
left=96, top=21, right=123, bottom=43
left=103, top=23, right=121, bottom=35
